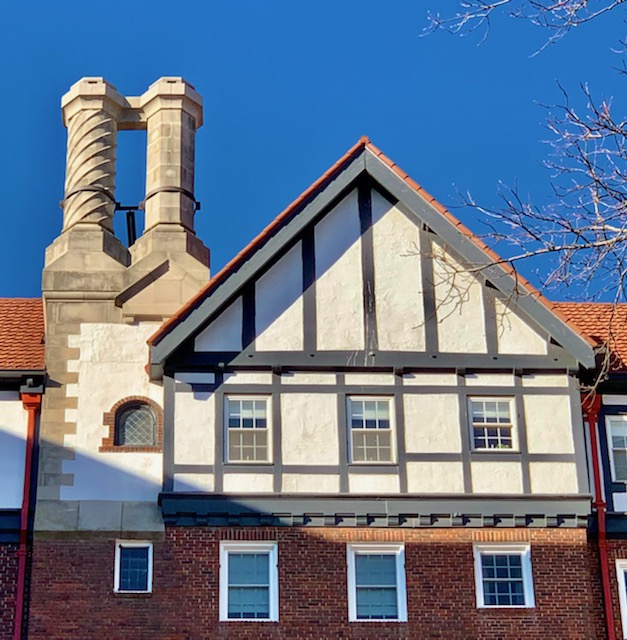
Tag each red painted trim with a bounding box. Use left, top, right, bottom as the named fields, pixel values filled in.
left=582, top=393, right=616, bottom=640
left=14, top=392, right=41, bottom=640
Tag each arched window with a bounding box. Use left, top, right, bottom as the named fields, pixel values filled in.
left=100, top=396, right=163, bottom=452
left=115, top=402, right=157, bottom=446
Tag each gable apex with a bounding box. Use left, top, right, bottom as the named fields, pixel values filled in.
left=148, top=139, right=596, bottom=374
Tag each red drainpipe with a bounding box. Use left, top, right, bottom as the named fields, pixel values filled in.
left=14, top=392, right=41, bottom=640
left=582, top=393, right=616, bottom=640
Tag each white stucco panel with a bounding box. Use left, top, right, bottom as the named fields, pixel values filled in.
left=524, top=394, right=574, bottom=454
left=529, top=462, right=579, bottom=494
left=0, top=392, right=27, bottom=508
left=223, top=473, right=273, bottom=493
left=432, top=242, right=486, bottom=353
left=223, top=372, right=273, bottom=385
left=371, top=191, right=425, bottom=351
left=406, top=462, right=464, bottom=493
left=344, top=373, right=396, bottom=386
left=349, top=473, right=400, bottom=494
left=521, top=374, right=569, bottom=388
left=404, top=394, right=461, bottom=453
left=495, top=299, right=547, bottom=355
left=174, top=390, right=215, bottom=465
left=194, top=297, right=243, bottom=352
left=173, top=473, right=214, bottom=492
left=465, top=373, right=514, bottom=387
left=281, top=372, right=337, bottom=385
left=402, top=372, right=458, bottom=386
left=62, top=322, right=163, bottom=502
left=281, top=474, right=340, bottom=493
left=315, top=189, right=364, bottom=350
left=281, top=394, right=339, bottom=465
left=471, top=461, right=523, bottom=494
left=255, top=242, right=304, bottom=351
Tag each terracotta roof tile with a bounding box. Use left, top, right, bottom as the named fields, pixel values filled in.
left=554, top=302, right=627, bottom=372
left=0, top=298, right=45, bottom=370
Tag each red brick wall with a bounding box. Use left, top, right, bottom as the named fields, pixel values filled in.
left=0, top=543, right=18, bottom=640
left=606, top=540, right=627, bottom=639
left=27, top=527, right=604, bottom=640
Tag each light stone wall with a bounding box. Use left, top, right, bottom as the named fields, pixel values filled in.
left=371, top=191, right=425, bottom=351
left=0, top=392, right=28, bottom=508
left=255, top=243, right=303, bottom=351
left=315, top=189, right=364, bottom=350
left=61, top=323, right=163, bottom=502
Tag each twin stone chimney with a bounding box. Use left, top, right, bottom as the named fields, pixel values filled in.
left=43, top=77, right=211, bottom=323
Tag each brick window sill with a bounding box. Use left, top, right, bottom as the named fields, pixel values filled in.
left=99, top=446, right=163, bottom=453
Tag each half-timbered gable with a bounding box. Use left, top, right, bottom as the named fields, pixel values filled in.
left=150, top=138, right=596, bottom=527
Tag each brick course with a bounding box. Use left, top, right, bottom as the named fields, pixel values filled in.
left=0, top=543, right=18, bottom=640
left=27, top=527, right=604, bottom=640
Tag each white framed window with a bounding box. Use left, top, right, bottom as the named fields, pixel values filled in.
left=607, top=415, right=627, bottom=482
left=473, top=544, right=534, bottom=608
left=469, top=397, right=516, bottom=451
left=225, top=396, right=271, bottom=463
left=114, top=541, right=153, bottom=593
left=616, top=559, right=627, bottom=638
left=347, top=544, right=407, bottom=622
left=348, top=397, right=395, bottom=463
left=219, top=542, right=278, bottom=621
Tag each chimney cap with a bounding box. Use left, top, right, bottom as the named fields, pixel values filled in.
left=139, top=77, right=203, bottom=128
left=61, top=77, right=129, bottom=126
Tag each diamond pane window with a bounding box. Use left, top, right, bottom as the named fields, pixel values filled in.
left=115, top=403, right=157, bottom=446
left=470, top=398, right=514, bottom=450
left=226, top=398, right=270, bottom=462
left=349, top=398, right=394, bottom=463
left=607, top=416, right=627, bottom=481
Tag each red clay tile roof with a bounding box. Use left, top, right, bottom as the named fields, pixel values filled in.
left=554, top=302, right=627, bottom=372
left=0, top=298, right=45, bottom=370
left=148, top=138, right=596, bottom=353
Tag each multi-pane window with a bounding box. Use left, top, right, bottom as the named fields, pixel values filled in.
left=469, top=398, right=515, bottom=450
left=615, top=559, right=627, bottom=638
left=115, top=403, right=157, bottom=446
left=226, top=397, right=270, bottom=462
left=219, top=543, right=278, bottom=621
left=474, top=545, right=534, bottom=608
left=607, top=416, right=627, bottom=481
left=347, top=544, right=407, bottom=622
left=114, top=541, right=153, bottom=593
left=349, top=398, right=394, bottom=463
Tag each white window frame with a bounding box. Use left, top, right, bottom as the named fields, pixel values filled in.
left=616, top=559, right=627, bottom=638
left=347, top=396, right=396, bottom=464
left=346, top=543, right=407, bottom=622
left=114, top=540, right=153, bottom=594
left=224, top=395, right=272, bottom=464
left=473, top=544, right=534, bottom=608
left=468, top=397, right=518, bottom=452
left=606, top=415, right=627, bottom=482
left=219, top=542, right=279, bottom=622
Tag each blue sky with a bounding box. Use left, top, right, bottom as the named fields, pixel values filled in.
left=0, top=1, right=622, bottom=297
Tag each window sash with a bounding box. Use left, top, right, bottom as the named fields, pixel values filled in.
left=219, top=543, right=278, bottom=622
left=225, top=397, right=270, bottom=463
left=469, top=398, right=515, bottom=450
left=348, top=398, right=394, bottom=463
left=114, top=541, right=153, bottom=593
left=473, top=545, right=534, bottom=608
left=607, top=416, right=627, bottom=482
left=347, top=544, right=407, bottom=623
